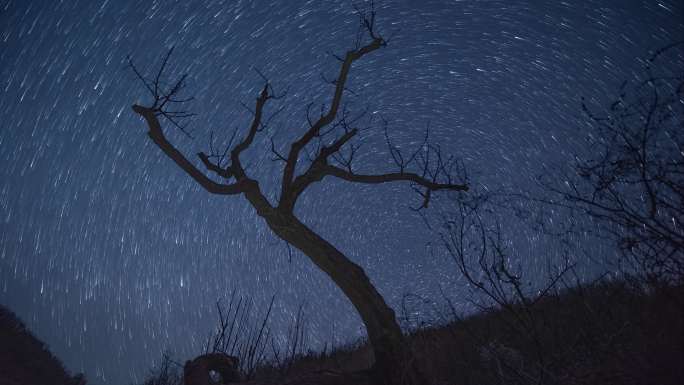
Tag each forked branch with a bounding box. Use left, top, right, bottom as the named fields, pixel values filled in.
left=130, top=3, right=468, bottom=215
left=279, top=8, right=387, bottom=203
left=276, top=5, right=467, bottom=211
left=130, top=52, right=279, bottom=202
left=128, top=47, right=196, bottom=136
left=131, top=104, right=245, bottom=195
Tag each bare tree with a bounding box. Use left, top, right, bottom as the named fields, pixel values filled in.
left=127, top=4, right=467, bottom=384
left=433, top=189, right=574, bottom=385
left=540, top=42, right=684, bottom=285
left=430, top=189, right=671, bottom=385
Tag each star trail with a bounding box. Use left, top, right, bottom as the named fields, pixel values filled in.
left=1, top=1, right=681, bottom=384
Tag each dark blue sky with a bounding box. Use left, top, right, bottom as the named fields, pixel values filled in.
left=1, top=1, right=682, bottom=384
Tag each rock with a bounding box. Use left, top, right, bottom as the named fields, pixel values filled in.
left=184, top=353, right=241, bottom=384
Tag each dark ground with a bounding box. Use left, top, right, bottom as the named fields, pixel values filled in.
left=0, top=304, right=84, bottom=385
left=2, top=280, right=682, bottom=385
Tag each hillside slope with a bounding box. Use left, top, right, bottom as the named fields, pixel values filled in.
left=242, top=281, right=683, bottom=385
left=0, top=304, right=85, bottom=385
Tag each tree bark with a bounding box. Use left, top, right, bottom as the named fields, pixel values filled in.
left=243, top=189, right=425, bottom=385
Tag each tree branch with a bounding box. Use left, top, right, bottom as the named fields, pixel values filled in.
left=279, top=31, right=385, bottom=202
left=324, top=165, right=467, bottom=192
left=198, top=151, right=235, bottom=180
left=131, top=105, right=245, bottom=195
left=230, top=84, right=272, bottom=178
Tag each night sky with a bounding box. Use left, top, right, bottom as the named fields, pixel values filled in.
left=1, top=1, right=682, bottom=384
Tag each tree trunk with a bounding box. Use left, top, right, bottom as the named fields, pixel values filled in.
left=247, top=194, right=426, bottom=385
left=129, top=104, right=431, bottom=383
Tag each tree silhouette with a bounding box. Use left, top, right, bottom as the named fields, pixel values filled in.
left=127, top=5, right=467, bottom=384
left=543, top=42, right=684, bottom=285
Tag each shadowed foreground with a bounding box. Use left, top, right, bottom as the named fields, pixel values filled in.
left=1, top=281, right=682, bottom=385
left=138, top=280, right=683, bottom=385
left=0, top=305, right=85, bottom=385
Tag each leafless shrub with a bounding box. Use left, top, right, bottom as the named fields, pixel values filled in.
left=268, top=303, right=310, bottom=376
left=430, top=188, right=574, bottom=384
left=204, top=291, right=275, bottom=380
left=538, top=42, right=684, bottom=286
left=137, top=354, right=183, bottom=385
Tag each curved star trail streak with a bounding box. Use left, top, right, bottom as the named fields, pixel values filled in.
left=1, top=1, right=681, bottom=383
